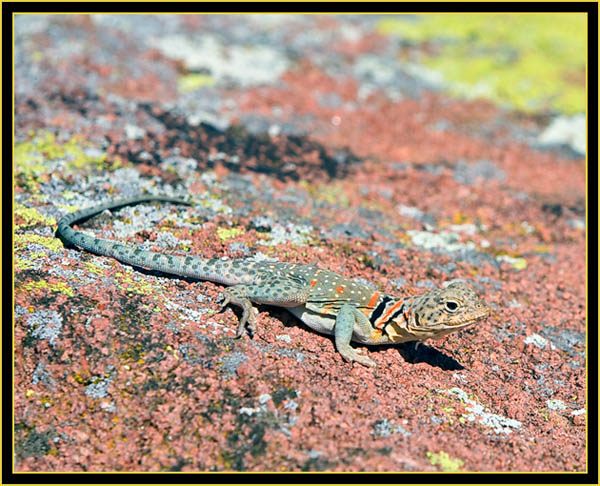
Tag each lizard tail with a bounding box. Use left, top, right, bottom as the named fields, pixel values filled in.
left=56, top=195, right=214, bottom=279
left=57, top=195, right=191, bottom=230
left=57, top=195, right=259, bottom=285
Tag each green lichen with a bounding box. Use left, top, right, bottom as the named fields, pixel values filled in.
left=377, top=14, right=586, bottom=114
left=426, top=450, right=464, bottom=472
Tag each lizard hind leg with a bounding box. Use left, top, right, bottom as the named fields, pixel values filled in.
left=219, top=286, right=258, bottom=337
left=220, top=276, right=312, bottom=337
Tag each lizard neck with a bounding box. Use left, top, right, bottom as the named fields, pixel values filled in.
left=367, top=295, right=414, bottom=343
left=381, top=295, right=433, bottom=343
left=382, top=299, right=415, bottom=343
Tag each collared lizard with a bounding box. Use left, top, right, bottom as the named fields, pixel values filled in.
left=57, top=195, right=491, bottom=368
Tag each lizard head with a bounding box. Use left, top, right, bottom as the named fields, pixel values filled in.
left=385, top=280, right=490, bottom=342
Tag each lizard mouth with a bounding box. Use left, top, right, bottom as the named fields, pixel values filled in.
left=446, top=307, right=490, bottom=327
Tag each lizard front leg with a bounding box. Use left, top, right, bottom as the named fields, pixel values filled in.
left=220, top=276, right=312, bottom=336
left=334, top=304, right=377, bottom=368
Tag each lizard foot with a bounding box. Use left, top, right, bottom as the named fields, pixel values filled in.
left=339, top=347, right=377, bottom=368
left=235, top=304, right=258, bottom=338
left=219, top=289, right=258, bottom=338
left=246, top=307, right=259, bottom=334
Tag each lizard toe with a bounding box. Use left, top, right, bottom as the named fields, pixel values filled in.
left=235, top=304, right=257, bottom=337
left=339, top=347, right=377, bottom=368
left=353, top=354, right=377, bottom=368
left=235, top=319, right=247, bottom=338
left=247, top=313, right=258, bottom=334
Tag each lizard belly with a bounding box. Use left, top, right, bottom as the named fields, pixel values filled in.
left=287, top=306, right=335, bottom=335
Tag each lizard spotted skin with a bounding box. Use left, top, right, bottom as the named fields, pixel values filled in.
left=57, top=195, right=491, bottom=368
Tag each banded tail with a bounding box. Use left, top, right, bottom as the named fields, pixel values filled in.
left=56, top=195, right=240, bottom=284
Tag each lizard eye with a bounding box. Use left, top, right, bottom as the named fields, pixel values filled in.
left=445, top=300, right=459, bottom=313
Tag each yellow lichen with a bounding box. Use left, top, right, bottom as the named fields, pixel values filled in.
left=426, top=450, right=464, bottom=472
left=60, top=191, right=77, bottom=200
left=302, top=181, right=350, bottom=207
left=14, top=131, right=123, bottom=192
left=19, top=279, right=75, bottom=297
left=377, top=14, right=585, bottom=114
left=217, top=227, right=245, bottom=241
left=178, top=73, right=216, bottom=93
left=41, top=397, right=53, bottom=407
left=14, top=258, right=37, bottom=271
left=14, top=203, right=56, bottom=229
left=15, top=250, right=48, bottom=269
left=114, top=271, right=157, bottom=296
left=496, top=253, right=528, bottom=270
left=55, top=203, right=80, bottom=213
left=14, top=233, right=64, bottom=253
left=82, top=261, right=106, bottom=276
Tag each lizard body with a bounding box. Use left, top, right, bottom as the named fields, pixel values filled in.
left=57, top=195, right=490, bottom=368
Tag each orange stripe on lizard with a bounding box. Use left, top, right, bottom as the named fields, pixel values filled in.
left=376, top=300, right=405, bottom=329
left=367, top=291, right=380, bottom=308
left=360, top=291, right=381, bottom=318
